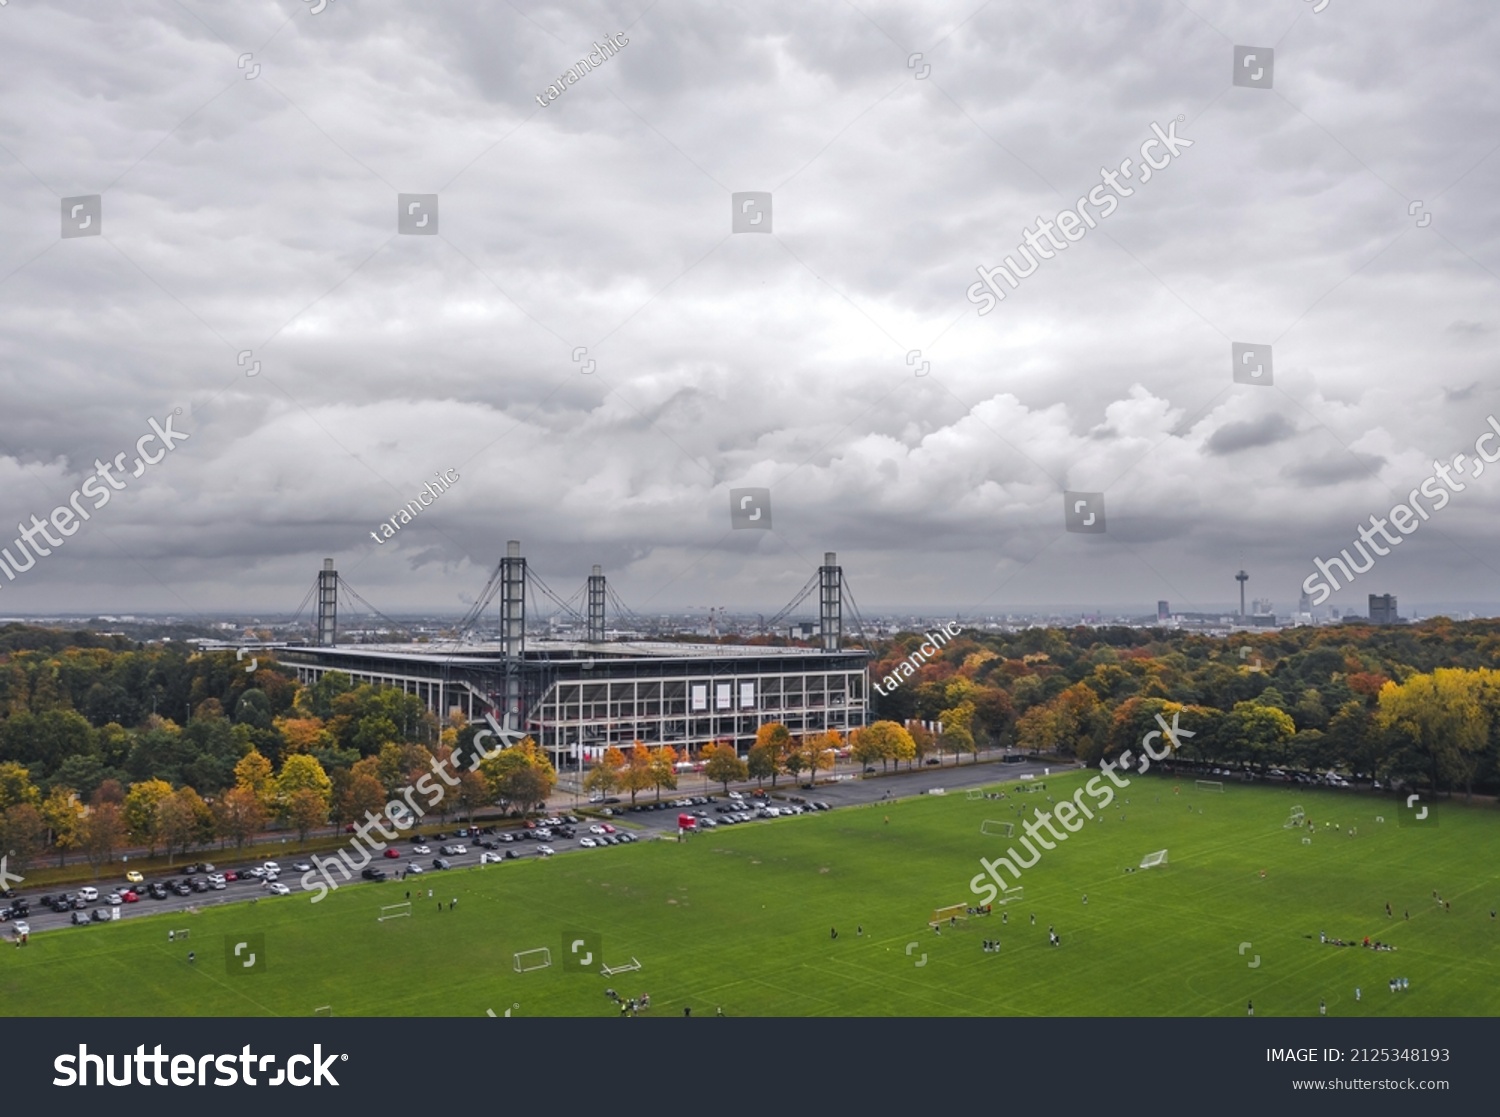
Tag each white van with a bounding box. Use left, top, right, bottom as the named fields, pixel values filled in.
left=78, top=887, right=99, bottom=902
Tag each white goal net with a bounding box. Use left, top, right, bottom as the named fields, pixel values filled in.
left=1139, top=849, right=1168, bottom=870
left=378, top=902, right=411, bottom=922
left=980, top=819, right=1015, bottom=837
left=1195, top=779, right=1224, bottom=792
left=514, top=947, right=552, bottom=973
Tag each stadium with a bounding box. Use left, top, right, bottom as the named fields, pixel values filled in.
left=268, top=544, right=872, bottom=762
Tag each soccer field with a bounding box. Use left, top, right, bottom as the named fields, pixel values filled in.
left=6, top=774, right=1499, bottom=1017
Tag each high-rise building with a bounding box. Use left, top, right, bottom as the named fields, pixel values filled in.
left=1298, top=589, right=1311, bottom=614
left=1157, top=600, right=1170, bottom=622
left=1369, top=594, right=1399, bottom=625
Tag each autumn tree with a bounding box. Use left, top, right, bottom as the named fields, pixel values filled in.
left=747, top=740, right=780, bottom=787
left=159, top=787, right=212, bottom=862
left=339, top=771, right=387, bottom=827
left=620, top=743, right=655, bottom=806
left=285, top=787, right=329, bottom=845
left=584, top=745, right=626, bottom=799
left=0, top=802, right=47, bottom=873
left=478, top=737, right=556, bottom=815
left=853, top=721, right=916, bottom=773
left=40, top=785, right=86, bottom=868
left=650, top=744, right=679, bottom=801
left=753, top=723, right=793, bottom=787
left=212, top=785, right=267, bottom=850
left=702, top=741, right=748, bottom=793
left=234, top=749, right=276, bottom=811
left=78, top=802, right=128, bottom=877
left=0, top=761, right=39, bottom=812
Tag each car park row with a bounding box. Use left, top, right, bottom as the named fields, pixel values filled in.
left=3, top=797, right=833, bottom=933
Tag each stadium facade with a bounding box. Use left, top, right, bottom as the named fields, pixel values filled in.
left=271, top=546, right=870, bottom=762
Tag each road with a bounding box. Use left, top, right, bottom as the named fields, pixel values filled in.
left=8, top=756, right=1072, bottom=937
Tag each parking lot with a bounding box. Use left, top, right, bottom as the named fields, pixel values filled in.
left=2, top=756, right=1068, bottom=936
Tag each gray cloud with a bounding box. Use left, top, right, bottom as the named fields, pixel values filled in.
left=0, top=0, right=1498, bottom=619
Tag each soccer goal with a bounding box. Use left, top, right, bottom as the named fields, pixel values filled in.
left=313, top=1005, right=332, bottom=1017
left=981, top=819, right=1015, bottom=838
left=169, top=929, right=190, bottom=941
left=600, top=956, right=641, bottom=977
left=1195, top=779, right=1224, bottom=793
left=929, top=903, right=969, bottom=928
left=966, top=788, right=986, bottom=801
left=993, top=885, right=1024, bottom=905
left=1139, top=849, right=1168, bottom=870
left=378, top=902, right=411, bottom=923
left=1283, top=804, right=1305, bottom=829
left=514, top=947, right=552, bottom=973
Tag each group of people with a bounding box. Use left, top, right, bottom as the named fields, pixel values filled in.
left=981, top=940, right=1001, bottom=953
left=605, top=988, right=650, bottom=1015
left=965, top=904, right=994, bottom=917
left=1389, top=977, right=1410, bottom=992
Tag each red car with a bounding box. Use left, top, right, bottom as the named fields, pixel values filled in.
left=120, top=890, right=139, bottom=903
left=383, top=848, right=401, bottom=859
left=224, top=871, right=239, bottom=881
left=601, top=823, right=617, bottom=834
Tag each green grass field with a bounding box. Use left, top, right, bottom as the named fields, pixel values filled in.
left=6, top=773, right=1500, bottom=1017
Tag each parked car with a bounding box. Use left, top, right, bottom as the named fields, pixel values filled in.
left=292, top=862, right=312, bottom=873
left=78, top=887, right=99, bottom=902
left=536, top=845, right=555, bottom=856
left=267, top=883, right=291, bottom=895
left=120, top=891, right=138, bottom=903
left=578, top=837, right=598, bottom=848
left=12, top=920, right=31, bottom=936
left=479, top=852, right=503, bottom=864
left=383, top=848, right=402, bottom=859
left=125, top=870, right=144, bottom=884
left=262, top=862, right=279, bottom=873
left=71, top=910, right=90, bottom=925
left=432, top=858, right=452, bottom=870
left=360, top=867, right=387, bottom=881
left=412, top=845, right=432, bottom=856
left=91, top=908, right=112, bottom=923
left=106, top=893, right=123, bottom=906
left=407, top=862, right=424, bottom=874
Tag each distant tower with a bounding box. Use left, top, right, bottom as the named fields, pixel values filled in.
left=587, top=565, right=606, bottom=643
left=819, top=552, right=842, bottom=652
left=1157, top=600, right=1169, bottom=622
left=316, top=558, right=337, bottom=646
left=1235, top=570, right=1249, bottom=619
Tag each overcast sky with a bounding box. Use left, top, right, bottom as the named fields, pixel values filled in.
left=1, top=0, right=1497, bottom=620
